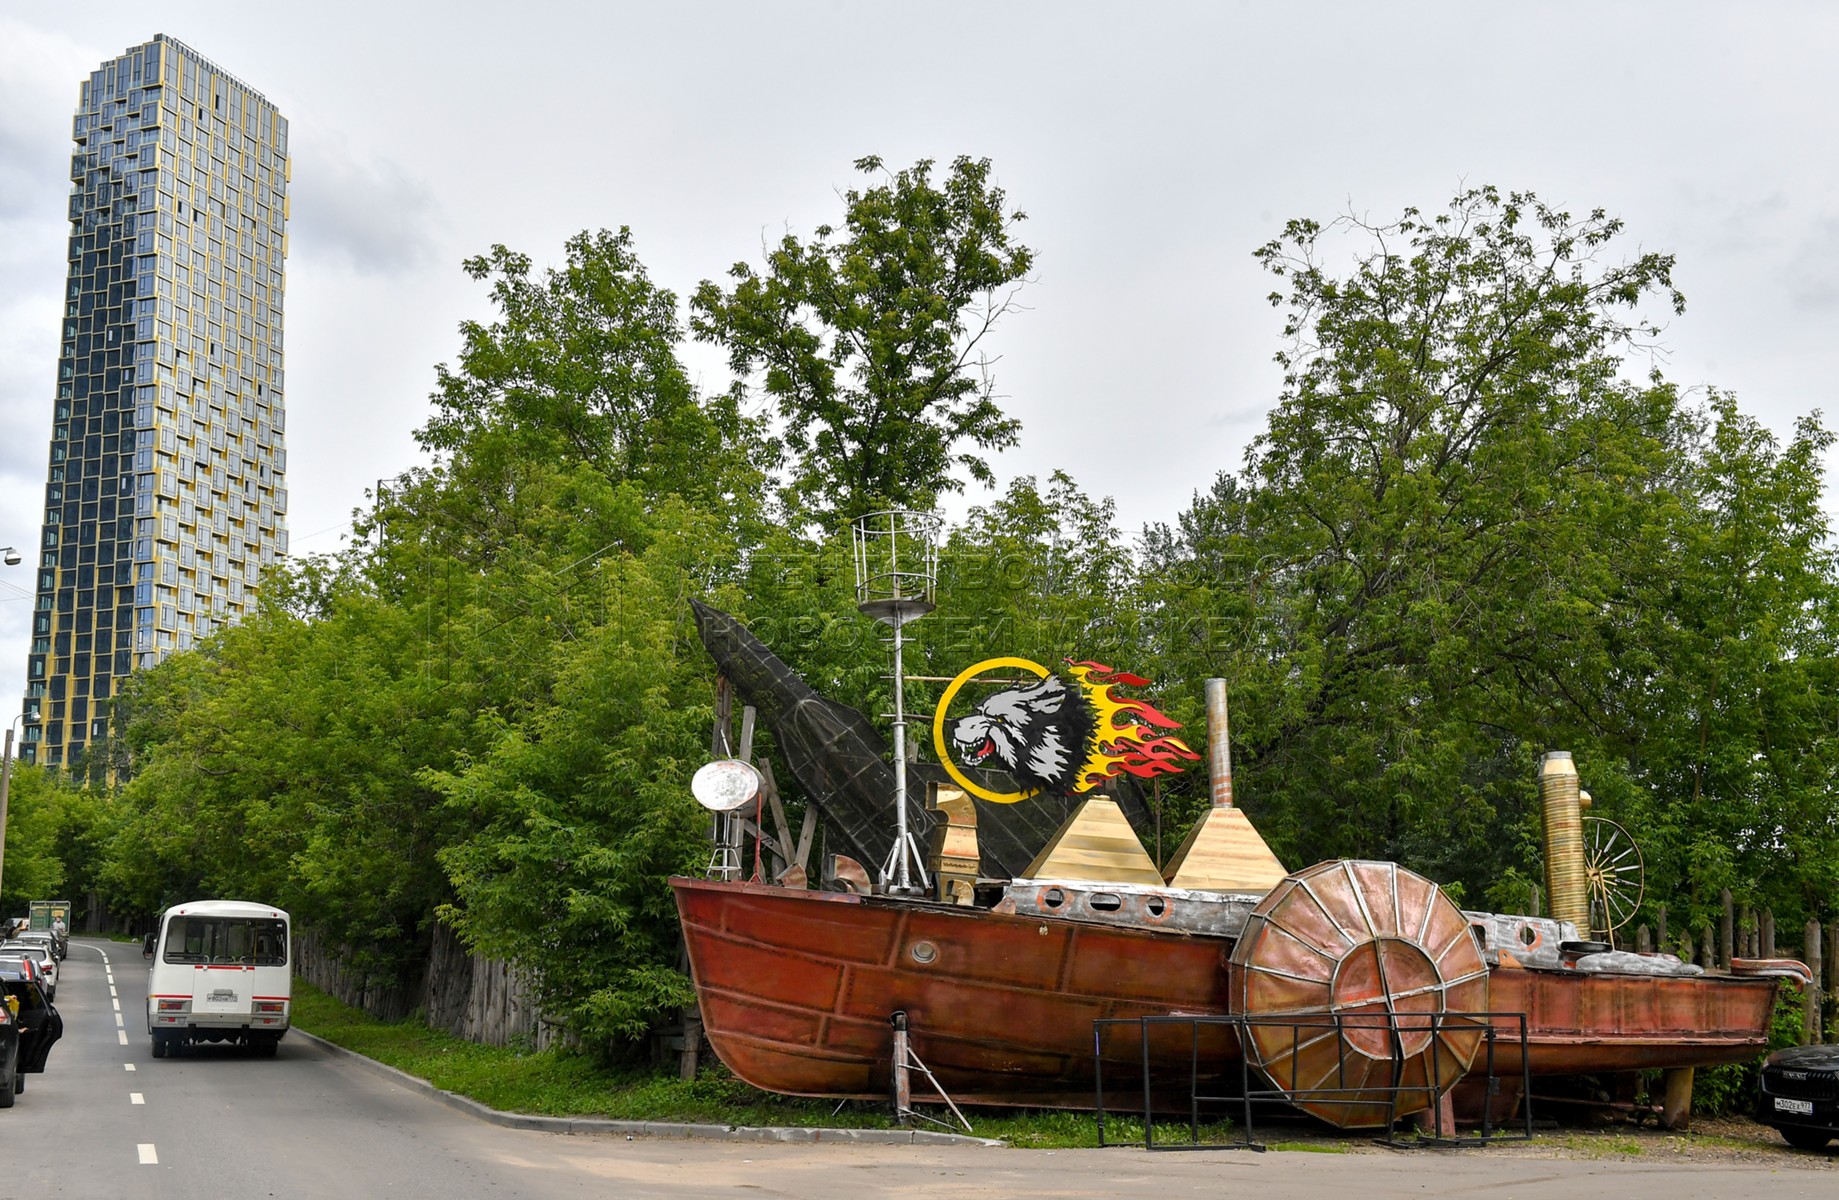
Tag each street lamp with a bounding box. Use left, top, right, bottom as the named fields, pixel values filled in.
left=0, top=708, right=40, bottom=914
left=0, top=547, right=21, bottom=567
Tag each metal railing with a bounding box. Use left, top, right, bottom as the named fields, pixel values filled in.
left=1093, top=1011, right=1534, bottom=1150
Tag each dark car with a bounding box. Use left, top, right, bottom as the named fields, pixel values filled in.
left=1757, top=1043, right=1839, bottom=1151
left=0, top=962, right=63, bottom=1107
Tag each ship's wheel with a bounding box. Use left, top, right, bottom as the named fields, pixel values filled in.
left=1582, top=816, right=1644, bottom=946
left=1229, top=860, right=1490, bottom=1128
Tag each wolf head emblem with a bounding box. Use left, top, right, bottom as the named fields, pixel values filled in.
left=948, top=673, right=1097, bottom=794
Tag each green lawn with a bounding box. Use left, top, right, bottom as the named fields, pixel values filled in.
left=288, top=981, right=1214, bottom=1147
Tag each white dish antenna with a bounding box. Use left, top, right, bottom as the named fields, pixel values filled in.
left=692, top=759, right=762, bottom=813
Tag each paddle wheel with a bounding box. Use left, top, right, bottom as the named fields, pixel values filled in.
left=1230, top=860, right=1491, bottom=1127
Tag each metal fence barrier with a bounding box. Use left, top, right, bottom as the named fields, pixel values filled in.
left=1093, top=1010, right=1534, bottom=1150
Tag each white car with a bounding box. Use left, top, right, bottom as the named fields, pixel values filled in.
left=0, top=946, right=56, bottom=1001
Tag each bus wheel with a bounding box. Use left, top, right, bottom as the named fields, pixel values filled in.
left=257, top=1037, right=278, bottom=1058
left=151, top=1035, right=168, bottom=1059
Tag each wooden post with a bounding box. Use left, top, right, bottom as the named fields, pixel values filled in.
left=1636, top=924, right=1652, bottom=954
left=1656, top=903, right=1668, bottom=949
left=1660, top=1067, right=1694, bottom=1130
left=1530, top=883, right=1542, bottom=919
left=1701, top=926, right=1715, bottom=971
left=1804, top=921, right=1823, bottom=1045
left=1763, top=909, right=1776, bottom=958
left=1721, top=891, right=1735, bottom=967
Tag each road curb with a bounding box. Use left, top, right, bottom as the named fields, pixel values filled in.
left=290, top=1030, right=1002, bottom=1147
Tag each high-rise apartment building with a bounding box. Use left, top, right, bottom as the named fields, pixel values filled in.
left=21, top=35, right=289, bottom=768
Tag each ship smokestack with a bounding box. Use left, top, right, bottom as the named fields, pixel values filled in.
left=1538, top=751, right=1590, bottom=930
left=1205, top=678, right=1233, bottom=809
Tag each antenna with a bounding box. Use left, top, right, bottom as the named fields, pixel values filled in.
left=692, top=758, right=761, bottom=882
left=852, top=510, right=940, bottom=896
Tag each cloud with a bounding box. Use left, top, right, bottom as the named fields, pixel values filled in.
left=287, top=126, right=442, bottom=275
left=0, top=20, right=93, bottom=224
left=1786, top=215, right=1839, bottom=312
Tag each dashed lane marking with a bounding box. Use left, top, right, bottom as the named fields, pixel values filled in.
left=125, top=1063, right=136, bottom=1071
left=110, top=986, right=118, bottom=997
left=138, top=1144, right=158, bottom=1165
left=112, top=998, right=121, bottom=1012
left=131, top=1092, right=145, bottom=1105
left=117, top=1031, right=128, bottom=1045
left=114, top=1013, right=124, bottom=1028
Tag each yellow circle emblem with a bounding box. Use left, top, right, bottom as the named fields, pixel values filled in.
left=931, top=656, right=1051, bottom=804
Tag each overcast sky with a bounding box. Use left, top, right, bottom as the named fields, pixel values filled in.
left=4, top=2, right=1838, bottom=723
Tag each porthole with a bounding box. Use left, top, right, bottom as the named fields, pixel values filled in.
left=909, top=940, right=938, bottom=965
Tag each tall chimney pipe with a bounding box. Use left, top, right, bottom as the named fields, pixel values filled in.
left=1538, top=751, right=1590, bottom=931
left=1205, top=679, right=1233, bottom=809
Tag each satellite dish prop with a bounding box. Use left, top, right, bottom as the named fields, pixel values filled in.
left=695, top=759, right=762, bottom=882
left=693, top=759, right=762, bottom=812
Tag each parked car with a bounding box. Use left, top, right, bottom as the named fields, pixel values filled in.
left=0, top=962, right=62, bottom=1106
left=0, top=947, right=54, bottom=1002
left=1757, top=1043, right=1839, bottom=1150
left=17, top=927, right=65, bottom=962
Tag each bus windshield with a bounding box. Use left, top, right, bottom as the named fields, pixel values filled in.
left=162, top=916, right=288, bottom=966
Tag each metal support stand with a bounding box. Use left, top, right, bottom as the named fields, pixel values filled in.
left=852, top=510, right=939, bottom=897
left=889, top=1011, right=971, bottom=1132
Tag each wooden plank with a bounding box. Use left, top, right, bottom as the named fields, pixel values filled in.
left=738, top=704, right=756, bottom=762
left=794, top=802, right=818, bottom=871
left=758, top=759, right=795, bottom=862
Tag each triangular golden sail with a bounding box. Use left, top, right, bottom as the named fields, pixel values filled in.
left=1023, top=797, right=1165, bottom=885
left=1161, top=804, right=1288, bottom=892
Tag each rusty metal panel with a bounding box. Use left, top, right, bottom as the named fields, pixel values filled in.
left=996, top=879, right=1260, bottom=938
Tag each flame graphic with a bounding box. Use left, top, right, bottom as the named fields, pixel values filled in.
left=1066, top=660, right=1200, bottom=791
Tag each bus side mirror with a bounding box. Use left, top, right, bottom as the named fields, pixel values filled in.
left=142, top=932, right=157, bottom=959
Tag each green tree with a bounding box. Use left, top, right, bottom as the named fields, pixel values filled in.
left=1143, top=187, right=1769, bottom=903
left=692, top=155, right=1032, bottom=523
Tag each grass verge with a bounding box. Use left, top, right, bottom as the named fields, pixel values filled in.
left=289, top=981, right=1243, bottom=1148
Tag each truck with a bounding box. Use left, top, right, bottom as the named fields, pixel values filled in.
left=143, top=900, right=291, bottom=1057
left=26, top=901, right=70, bottom=958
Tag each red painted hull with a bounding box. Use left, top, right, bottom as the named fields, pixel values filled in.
left=1487, top=965, right=1777, bottom=1074
left=673, top=876, right=1239, bottom=1106
left=672, top=877, right=1779, bottom=1107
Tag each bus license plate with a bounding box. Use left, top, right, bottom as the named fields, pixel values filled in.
left=1775, top=1097, right=1815, bottom=1116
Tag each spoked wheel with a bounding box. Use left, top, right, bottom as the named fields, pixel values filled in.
left=1230, top=860, right=1491, bottom=1129
left=1582, top=817, right=1644, bottom=945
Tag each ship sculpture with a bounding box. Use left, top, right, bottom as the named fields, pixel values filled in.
left=674, top=591, right=1810, bottom=1131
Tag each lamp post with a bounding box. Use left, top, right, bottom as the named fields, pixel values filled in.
left=0, top=710, right=35, bottom=913
left=1, top=544, right=28, bottom=915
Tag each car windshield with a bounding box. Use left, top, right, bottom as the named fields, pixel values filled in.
left=162, top=916, right=288, bottom=966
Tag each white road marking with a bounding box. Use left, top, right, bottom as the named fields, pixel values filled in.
left=124, top=1063, right=136, bottom=1071
left=110, top=986, right=118, bottom=997
left=137, top=1144, right=158, bottom=1165
left=117, top=1031, right=128, bottom=1045
left=112, top=998, right=121, bottom=1012
left=114, top=1013, right=124, bottom=1028
left=130, top=1092, right=145, bottom=1105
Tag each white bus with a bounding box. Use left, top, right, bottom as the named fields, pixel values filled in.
left=143, top=900, right=291, bottom=1057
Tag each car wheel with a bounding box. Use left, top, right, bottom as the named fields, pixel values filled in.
left=0, top=1073, right=13, bottom=1109
left=151, top=1034, right=168, bottom=1059
left=1781, top=1126, right=1834, bottom=1151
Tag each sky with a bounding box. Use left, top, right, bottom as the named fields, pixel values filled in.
left=3, top=1, right=1839, bottom=723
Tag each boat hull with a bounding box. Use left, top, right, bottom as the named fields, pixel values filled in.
left=673, top=877, right=1782, bottom=1109
left=673, top=876, right=1238, bottom=1107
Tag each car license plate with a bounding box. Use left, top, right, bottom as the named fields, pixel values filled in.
left=1775, top=1097, right=1815, bottom=1116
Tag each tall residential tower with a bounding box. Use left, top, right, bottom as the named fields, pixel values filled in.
left=22, top=35, right=289, bottom=767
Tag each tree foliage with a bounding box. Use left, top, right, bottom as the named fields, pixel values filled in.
left=692, top=155, right=1032, bottom=523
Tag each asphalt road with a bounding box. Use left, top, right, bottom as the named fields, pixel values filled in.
left=3, top=938, right=1834, bottom=1199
